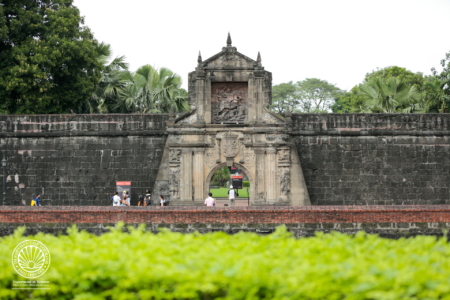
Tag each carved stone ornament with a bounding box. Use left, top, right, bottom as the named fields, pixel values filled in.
left=222, top=133, right=239, bottom=158
left=277, top=149, right=290, bottom=162
left=211, top=82, right=248, bottom=123
left=169, top=149, right=181, bottom=163
left=169, top=167, right=180, bottom=200
left=205, top=149, right=217, bottom=168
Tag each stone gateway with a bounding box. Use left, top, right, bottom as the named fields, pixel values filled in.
left=153, top=33, right=310, bottom=206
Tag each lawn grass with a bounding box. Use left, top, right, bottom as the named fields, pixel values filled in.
left=209, top=187, right=249, bottom=198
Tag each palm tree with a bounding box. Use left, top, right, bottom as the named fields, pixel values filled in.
left=356, top=77, right=424, bottom=113
left=423, top=78, right=449, bottom=113
left=85, top=43, right=128, bottom=113
left=113, top=65, right=188, bottom=113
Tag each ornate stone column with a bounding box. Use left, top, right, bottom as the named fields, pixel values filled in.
left=193, top=148, right=205, bottom=203
left=254, top=148, right=266, bottom=203
left=266, top=148, right=277, bottom=203
left=180, top=149, right=193, bottom=201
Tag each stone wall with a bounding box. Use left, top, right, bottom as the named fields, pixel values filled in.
left=291, top=114, right=450, bottom=205
left=1, top=113, right=450, bottom=206
left=0, top=114, right=168, bottom=205
left=1, top=206, right=449, bottom=238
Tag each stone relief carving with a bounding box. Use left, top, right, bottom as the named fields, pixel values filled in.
left=244, top=149, right=255, bottom=170
left=169, top=167, right=180, bottom=200
left=266, top=134, right=277, bottom=142
left=211, top=83, right=248, bottom=123
left=277, top=149, right=290, bottom=163
left=279, top=168, right=290, bottom=197
left=169, top=149, right=181, bottom=163
left=222, top=132, right=239, bottom=157
left=205, top=149, right=217, bottom=169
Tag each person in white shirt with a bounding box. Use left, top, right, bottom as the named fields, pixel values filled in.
left=204, top=193, right=216, bottom=207
left=112, top=192, right=121, bottom=206
left=228, top=185, right=235, bottom=206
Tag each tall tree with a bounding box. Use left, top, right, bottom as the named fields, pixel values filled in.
left=364, top=66, right=425, bottom=90
left=83, top=43, right=128, bottom=113
left=0, top=0, right=102, bottom=114
left=296, top=78, right=343, bottom=112
left=270, top=81, right=299, bottom=115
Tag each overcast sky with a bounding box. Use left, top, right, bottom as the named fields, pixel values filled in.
left=73, top=0, right=450, bottom=91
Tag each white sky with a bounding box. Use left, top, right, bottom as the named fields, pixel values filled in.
left=73, top=0, right=450, bottom=91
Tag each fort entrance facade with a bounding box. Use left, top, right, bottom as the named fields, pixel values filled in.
left=153, top=34, right=310, bottom=206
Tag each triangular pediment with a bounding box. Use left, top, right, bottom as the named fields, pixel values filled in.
left=201, top=48, right=258, bottom=69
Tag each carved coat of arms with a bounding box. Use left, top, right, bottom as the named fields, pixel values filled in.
left=222, top=134, right=239, bottom=158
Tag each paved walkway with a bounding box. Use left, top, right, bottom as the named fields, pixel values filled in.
left=215, top=198, right=250, bottom=207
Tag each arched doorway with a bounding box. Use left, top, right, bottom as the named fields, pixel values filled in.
left=205, top=162, right=255, bottom=206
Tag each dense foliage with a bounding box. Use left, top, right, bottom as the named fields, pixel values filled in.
left=0, top=0, right=102, bottom=114
left=83, top=45, right=188, bottom=114
left=1, top=225, right=450, bottom=299
left=271, top=79, right=343, bottom=114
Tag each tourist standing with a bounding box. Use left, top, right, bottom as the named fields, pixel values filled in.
left=228, top=185, right=235, bottom=206
left=137, top=195, right=146, bottom=206
left=121, top=193, right=130, bottom=206
left=204, top=192, right=216, bottom=207
left=125, top=191, right=131, bottom=206
left=112, top=192, right=121, bottom=206
left=145, top=190, right=152, bottom=206
left=160, top=195, right=165, bottom=206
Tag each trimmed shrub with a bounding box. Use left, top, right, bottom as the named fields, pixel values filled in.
left=243, top=181, right=250, bottom=188
left=1, top=225, right=450, bottom=299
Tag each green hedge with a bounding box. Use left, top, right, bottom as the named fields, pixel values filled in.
left=1, top=225, right=450, bottom=299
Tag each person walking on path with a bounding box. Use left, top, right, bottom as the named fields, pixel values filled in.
left=228, top=185, right=235, bottom=206
left=204, top=192, right=216, bottom=207
left=112, top=192, right=121, bottom=206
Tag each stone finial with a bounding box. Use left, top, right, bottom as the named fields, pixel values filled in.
left=257, top=51, right=261, bottom=63
left=226, top=32, right=232, bottom=46
left=197, top=51, right=202, bottom=64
